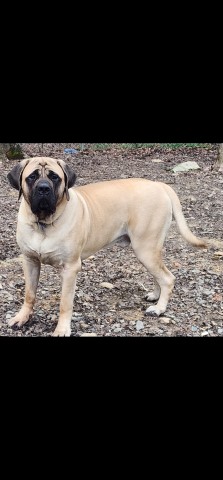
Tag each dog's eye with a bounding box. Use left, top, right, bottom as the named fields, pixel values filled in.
left=48, top=172, right=60, bottom=181
left=27, top=173, right=38, bottom=182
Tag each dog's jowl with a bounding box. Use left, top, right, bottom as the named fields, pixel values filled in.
left=7, top=157, right=207, bottom=336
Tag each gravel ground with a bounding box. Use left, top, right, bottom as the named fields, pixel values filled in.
left=0, top=143, right=223, bottom=337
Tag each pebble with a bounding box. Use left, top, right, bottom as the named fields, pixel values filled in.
left=201, top=330, right=209, bottom=337
left=160, top=318, right=171, bottom=324
left=80, top=322, right=89, bottom=329
left=100, top=282, right=114, bottom=289
left=136, top=320, right=144, bottom=331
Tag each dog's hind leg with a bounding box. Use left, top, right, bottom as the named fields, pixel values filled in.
left=145, top=279, right=161, bottom=302
left=132, top=241, right=175, bottom=316
left=145, top=263, right=175, bottom=316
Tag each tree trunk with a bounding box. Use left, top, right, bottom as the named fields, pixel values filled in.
left=0, top=143, right=10, bottom=159
left=217, top=143, right=223, bottom=172
left=218, top=143, right=223, bottom=163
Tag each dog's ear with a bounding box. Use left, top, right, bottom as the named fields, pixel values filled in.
left=7, top=159, right=29, bottom=200
left=57, top=160, right=77, bottom=201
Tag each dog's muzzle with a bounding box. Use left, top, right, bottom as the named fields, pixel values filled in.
left=37, top=181, right=51, bottom=196
left=31, top=180, right=57, bottom=218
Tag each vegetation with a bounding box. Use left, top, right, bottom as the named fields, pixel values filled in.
left=81, top=143, right=213, bottom=150
left=5, top=144, right=24, bottom=160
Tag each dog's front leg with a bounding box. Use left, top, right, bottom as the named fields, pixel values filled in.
left=52, top=259, right=82, bottom=337
left=8, top=256, right=41, bottom=328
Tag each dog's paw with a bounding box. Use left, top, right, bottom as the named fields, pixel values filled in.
left=8, top=316, right=28, bottom=328
left=52, top=326, right=71, bottom=337
left=145, top=305, right=164, bottom=317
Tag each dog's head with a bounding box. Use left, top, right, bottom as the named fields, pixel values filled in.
left=7, top=157, right=76, bottom=220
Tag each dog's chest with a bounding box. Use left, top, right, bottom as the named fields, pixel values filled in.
left=17, top=225, right=70, bottom=267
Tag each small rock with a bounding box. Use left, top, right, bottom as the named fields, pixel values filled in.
left=114, top=327, right=122, bottom=333
left=172, top=161, right=200, bottom=173
left=189, top=196, right=197, bottom=202
left=201, top=330, right=209, bottom=337
left=191, top=326, right=198, bottom=332
left=211, top=321, right=217, bottom=326
left=160, top=317, right=170, bottom=324
left=100, top=282, right=114, bottom=289
left=136, top=320, right=144, bottom=331
left=80, top=322, right=89, bottom=329
left=217, top=328, right=223, bottom=334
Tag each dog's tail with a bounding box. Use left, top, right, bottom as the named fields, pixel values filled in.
left=163, top=184, right=208, bottom=248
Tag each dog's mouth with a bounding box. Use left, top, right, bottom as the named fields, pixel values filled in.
left=30, top=187, right=57, bottom=220
left=38, top=198, right=53, bottom=210
left=31, top=198, right=57, bottom=219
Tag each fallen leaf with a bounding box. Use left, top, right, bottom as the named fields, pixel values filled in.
left=212, top=293, right=223, bottom=302
left=172, top=262, right=182, bottom=268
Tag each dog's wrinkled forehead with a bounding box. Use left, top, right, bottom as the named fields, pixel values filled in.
left=23, top=157, right=64, bottom=178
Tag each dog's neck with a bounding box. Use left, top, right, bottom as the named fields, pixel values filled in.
left=35, top=214, right=61, bottom=230
left=36, top=220, right=49, bottom=230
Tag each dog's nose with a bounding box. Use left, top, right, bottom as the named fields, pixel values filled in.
left=37, top=182, right=51, bottom=195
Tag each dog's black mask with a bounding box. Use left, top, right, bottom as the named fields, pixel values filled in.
left=26, top=170, right=61, bottom=220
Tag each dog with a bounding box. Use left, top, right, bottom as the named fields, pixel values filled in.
left=7, top=156, right=207, bottom=336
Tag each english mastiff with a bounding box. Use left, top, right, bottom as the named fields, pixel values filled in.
left=7, top=157, right=207, bottom=336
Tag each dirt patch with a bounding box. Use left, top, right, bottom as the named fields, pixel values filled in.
left=1, top=144, right=223, bottom=336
